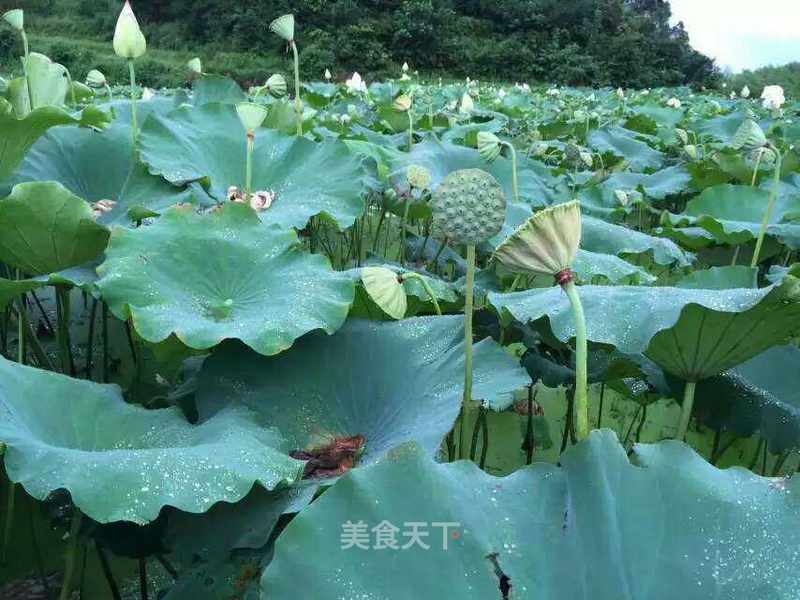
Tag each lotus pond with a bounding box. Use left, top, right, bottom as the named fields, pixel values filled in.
left=1, top=7, right=800, bottom=600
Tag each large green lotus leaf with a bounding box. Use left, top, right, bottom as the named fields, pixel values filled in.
left=677, top=265, right=758, bottom=290
left=97, top=203, right=354, bottom=355
left=587, top=125, right=664, bottom=171
left=0, top=356, right=304, bottom=524
left=165, top=484, right=316, bottom=564
left=0, top=181, right=110, bottom=275
left=632, top=104, right=684, bottom=128
left=6, top=119, right=201, bottom=224
left=665, top=184, right=800, bottom=250
left=0, top=278, right=43, bottom=310
left=696, top=110, right=752, bottom=144
left=489, top=273, right=800, bottom=380
left=600, top=165, right=691, bottom=201
left=389, top=137, right=570, bottom=206
left=196, top=317, right=530, bottom=470
left=138, top=103, right=367, bottom=230
left=582, top=215, right=693, bottom=267
left=691, top=345, right=800, bottom=454
left=191, top=75, right=246, bottom=106
left=24, top=52, right=69, bottom=109
left=0, top=99, right=111, bottom=181
left=262, top=431, right=800, bottom=599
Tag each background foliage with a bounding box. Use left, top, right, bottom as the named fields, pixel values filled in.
left=1, top=0, right=718, bottom=88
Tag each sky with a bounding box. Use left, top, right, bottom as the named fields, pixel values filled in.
left=669, top=0, right=800, bottom=72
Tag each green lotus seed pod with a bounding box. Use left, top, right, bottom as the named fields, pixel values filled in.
left=406, top=165, right=431, bottom=190
left=2, top=9, right=23, bottom=31
left=270, top=14, right=295, bottom=42
left=85, top=69, right=107, bottom=88
left=430, top=169, right=507, bottom=245
left=493, top=200, right=582, bottom=278
left=265, top=73, right=287, bottom=98
left=236, top=102, right=268, bottom=132
left=477, top=131, right=502, bottom=162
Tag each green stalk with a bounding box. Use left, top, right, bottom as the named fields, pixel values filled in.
left=676, top=381, right=697, bottom=441
left=56, top=287, right=73, bottom=375
left=459, top=244, right=476, bottom=459
left=407, top=111, right=414, bottom=152
left=401, top=273, right=442, bottom=315
left=399, top=200, right=411, bottom=266
left=291, top=41, right=302, bottom=136
left=563, top=280, right=589, bottom=440
left=65, top=68, right=77, bottom=106
left=105, top=83, right=113, bottom=102
left=2, top=483, right=15, bottom=564
left=128, top=59, right=138, bottom=149
left=751, top=148, right=782, bottom=268
left=503, top=142, right=519, bottom=203
left=245, top=131, right=254, bottom=201
left=59, top=509, right=83, bottom=600
left=751, top=147, right=765, bottom=187
left=18, top=28, right=35, bottom=113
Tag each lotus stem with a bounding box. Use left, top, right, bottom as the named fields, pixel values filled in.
left=676, top=381, right=697, bottom=441
left=751, top=148, right=764, bottom=187
left=401, top=273, right=442, bottom=316
left=105, top=83, right=113, bottom=102
left=407, top=111, right=414, bottom=152
left=2, top=483, right=16, bottom=564
left=459, top=243, right=476, bottom=459
left=751, top=147, right=782, bottom=268
left=65, top=68, right=77, bottom=106
left=399, top=200, right=411, bottom=266
left=245, top=131, right=254, bottom=201
left=59, top=509, right=83, bottom=600
left=56, top=286, right=73, bottom=375
left=563, top=279, right=589, bottom=441
left=128, top=59, right=138, bottom=148
left=503, top=141, right=519, bottom=203
left=291, top=41, right=302, bottom=136
left=20, top=29, right=34, bottom=112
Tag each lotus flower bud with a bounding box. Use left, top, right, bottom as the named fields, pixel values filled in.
left=406, top=165, right=431, bottom=190
left=187, top=57, right=202, bottom=75
left=324, top=68, right=332, bottom=81
left=85, top=69, right=107, bottom=89
left=731, top=119, right=766, bottom=151
left=741, top=85, right=751, bottom=99
left=270, top=14, right=295, bottom=42
left=761, top=85, right=785, bottom=111
left=346, top=72, right=367, bottom=93
left=141, top=87, right=154, bottom=101
left=2, top=8, right=23, bottom=31
left=402, top=62, right=409, bottom=73
left=393, top=94, right=412, bottom=112
left=477, top=131, right=503, bottom=163
left=616, top=88, right=625, bottom=99
left=265, top=73, right=287, bottom=98
left=493, top=200, right=582, bottom=280
left=459, top=92, right=474, bottom=114
left=113, top=1, right=147, bottom=60
left=236, top=102, right=268, bottom=132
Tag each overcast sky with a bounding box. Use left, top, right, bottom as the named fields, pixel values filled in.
left=669, top=0, right=800, bottom=72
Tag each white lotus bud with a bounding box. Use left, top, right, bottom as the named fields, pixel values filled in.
left=761, top=85, right=785, bottom=111
left=2, top=8, right=23, bottom=31
left=345, top=72, right=367, bottom=93
left=113, top=1, right=147, bottom=60
left=616, top=88, right=625, bottom=99
left=741, top=85, right=751, bottom=99
left=402, top=62, right=409, bottom=73
left=141, top=87, right=154, bottom=101
left=187, top=57, right=202, bottom=75
left=324, top=68, right=332, bottom=81
left=459, top=92, right=474, bottom=114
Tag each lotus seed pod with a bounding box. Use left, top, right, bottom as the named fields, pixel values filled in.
left=430, top=169, right=507, bottom=245
left=731, top=119, right=766, bottom=151
left=187, top=57, right=203, bottom=75
left=270, top=14, right=295, bottom=42
left=493, top=200, right=582, bottom=278
left=2, top=8, right=23, bottom=31
left=361, top=267, right=406, bottom=320
left=406, top=165, right=431, bottom=190
left=393, top=94, right=412, bottom=112
left=113, top=1, right=147, bottom=60
left=236, top=102, right=268, bottom=132
left=85, top=69, right=107, bottom=89
left=265, top=73, right=287, bottom=98
left=477, top=131, right=502, bottom=163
